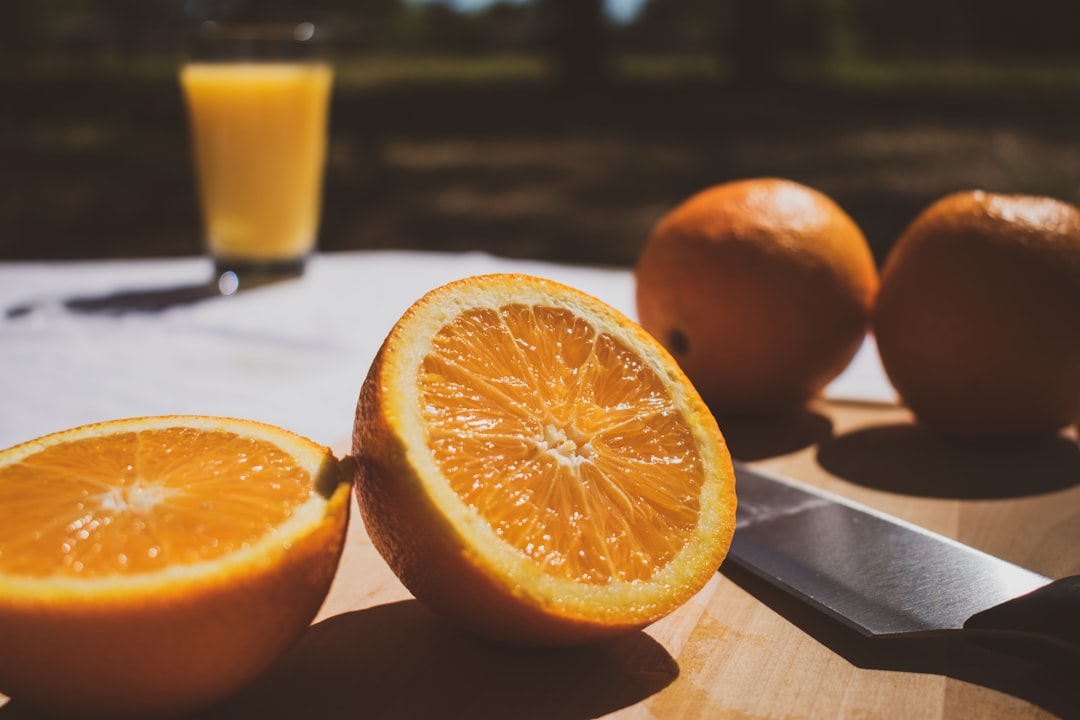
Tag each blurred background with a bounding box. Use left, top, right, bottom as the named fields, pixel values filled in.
left=3, top=0, right=1080, bottom=267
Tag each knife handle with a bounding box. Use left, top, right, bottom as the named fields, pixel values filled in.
left=964, top=575, right=1080, bottom=652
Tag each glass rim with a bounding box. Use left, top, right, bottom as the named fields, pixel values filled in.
left=193, top=20, right=322, bottom=44
left=183, top=20, right=329, bottom=63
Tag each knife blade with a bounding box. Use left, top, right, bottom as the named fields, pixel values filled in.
left=725, top=461, right=1080, bottom=654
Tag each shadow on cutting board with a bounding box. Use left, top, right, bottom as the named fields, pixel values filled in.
left=721, top=563, right=1080, bottom=720
left=186, top=599, right=677, bottom=719
left=712, top=407, right=835, bottom=462
left=0, top=589, right=676, bottom=719
left=817, top=422, right=1080, bottom=499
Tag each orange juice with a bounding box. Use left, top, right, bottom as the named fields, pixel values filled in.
left=181, top=62, right=332, bottom=267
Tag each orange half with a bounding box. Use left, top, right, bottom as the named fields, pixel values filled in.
left=353, top=274, right=736, bottom=645
left=0, top=416, right=350, bottom=718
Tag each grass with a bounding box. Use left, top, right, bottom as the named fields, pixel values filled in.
left=825, top=58, right=1080, bottom=92
left=8, top=50, right=1080, bottom=95
left=4, top=48, right=1079, bottom=265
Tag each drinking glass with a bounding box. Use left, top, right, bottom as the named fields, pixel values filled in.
left=181, top=21, right=333, bottom=282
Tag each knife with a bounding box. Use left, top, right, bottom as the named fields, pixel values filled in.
left=725, top=461, right=1080, bottom=657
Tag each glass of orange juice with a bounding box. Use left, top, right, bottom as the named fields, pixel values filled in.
left=181, top=22, right=333, bottom=282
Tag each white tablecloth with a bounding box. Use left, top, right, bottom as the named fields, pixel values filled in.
left=0, top=250, right=894, bottom=451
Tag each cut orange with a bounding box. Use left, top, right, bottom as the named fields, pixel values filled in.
left=352, top=274, right=736, bottom=645
left=0, top=416, right=351, bottom=719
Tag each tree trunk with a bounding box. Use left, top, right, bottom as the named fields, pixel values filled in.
left=539, top=0, right=609, bottom=85
left=726, top=0, right=783, bottom=86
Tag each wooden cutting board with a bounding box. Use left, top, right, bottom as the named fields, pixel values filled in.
left=6, top=401, right=1074, bottom=719
left=186, top=400, right=1076, bottom=720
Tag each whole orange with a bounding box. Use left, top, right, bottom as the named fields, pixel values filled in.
left=635, top=178, right=878, bottom=415
left=874, top=190, right=1080, bottom=436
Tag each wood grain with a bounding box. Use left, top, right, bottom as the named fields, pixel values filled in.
left=1, top=401, right=1075, bottom=719
left=267, top=401, right=1074, bottom=719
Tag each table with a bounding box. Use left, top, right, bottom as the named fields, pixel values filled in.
left=1, top=251, right=1076, bottom=719
left=0, top=250, right=893, bottom=451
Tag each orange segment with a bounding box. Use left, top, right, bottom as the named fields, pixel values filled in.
left=422, top=304, right=704, bottom=585
left=353, top=274, right=736, bottom=645
left=0, top=416, right=350, bottom=718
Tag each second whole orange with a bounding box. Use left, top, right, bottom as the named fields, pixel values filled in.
left=635, top=178, right=879, bottom=415
left=874, top=190, right=1080, bottom=436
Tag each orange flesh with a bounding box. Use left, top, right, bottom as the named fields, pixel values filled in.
left=0, top=428, right=313, bottom=577
left=421, top=304, right=703, bottom=584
